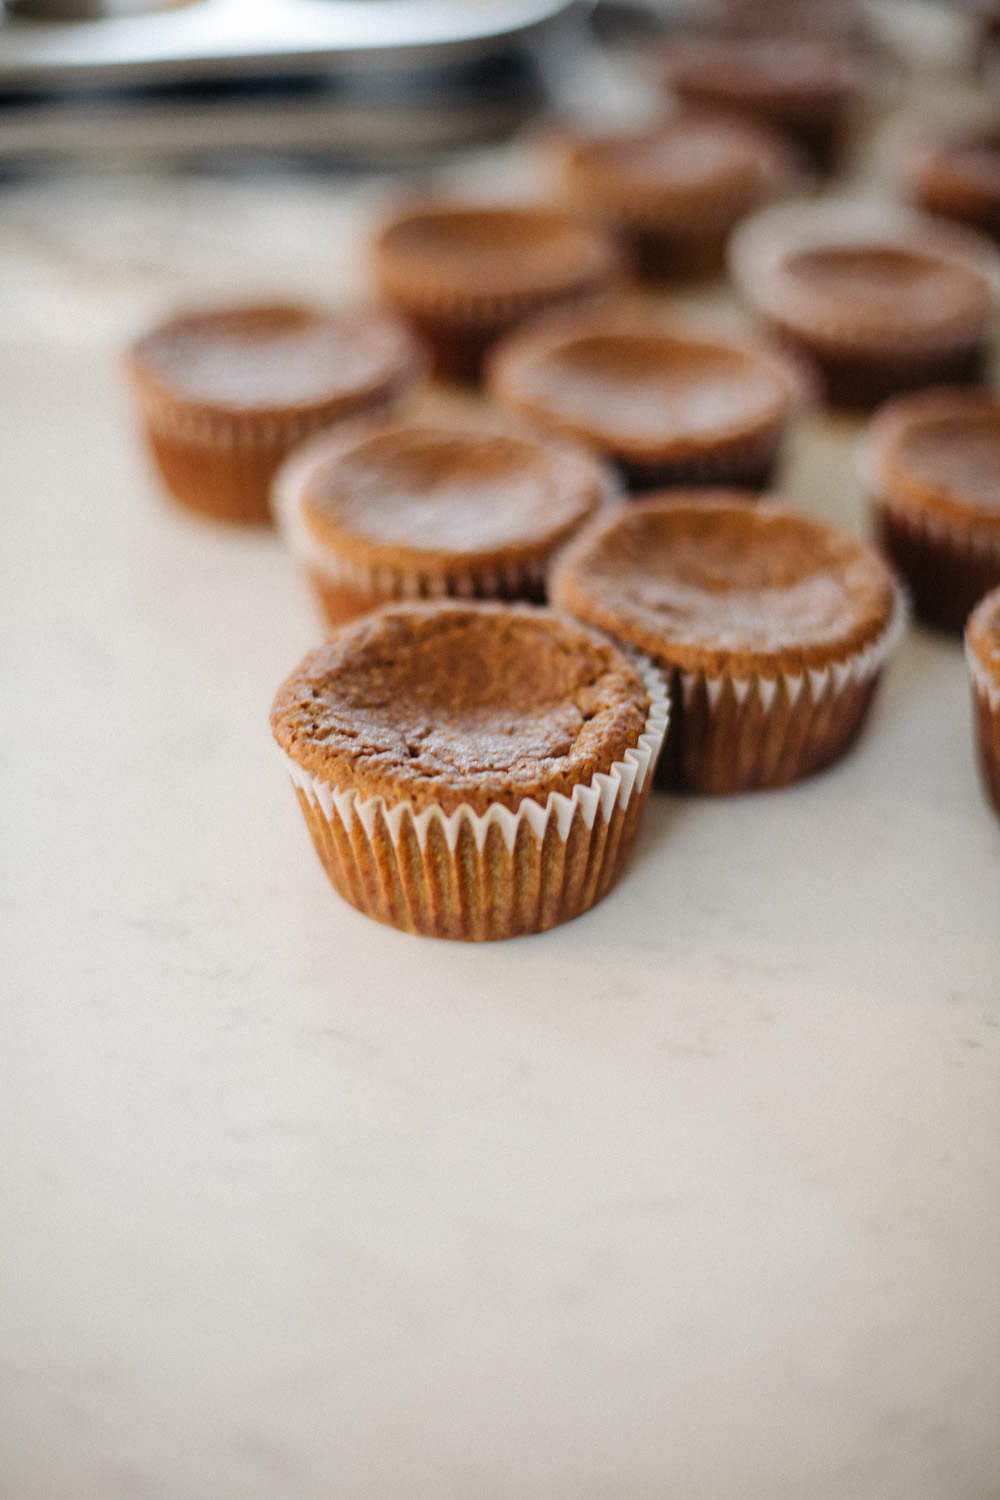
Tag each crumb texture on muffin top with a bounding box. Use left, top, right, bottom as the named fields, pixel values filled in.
left=488, top=308, right=805, bottom=459
left=297, top=425, right=607, bottom=566
left=130, top=304, right=420, bottom=413
left=551, top=495, right=897, bottom=677
left=271, top=602, right=650, bottom=815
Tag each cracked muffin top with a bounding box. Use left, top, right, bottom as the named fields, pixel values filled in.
left=270, top=601, right=650, bottom=815
left=549, top=493, right=897, bottom=678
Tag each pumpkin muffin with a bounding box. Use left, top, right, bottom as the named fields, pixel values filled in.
left=275, top=419, right=616, bottom=626
left=655, top=34, right=866, bottom=173
left=914, top=130, right=1000, bottom=243
left=127, top=302, right=425, bottom=524
left=549, top=493, right=904, bottom=794
left=860, top=388, right=1000, bottom=632
left=372, top=204, right=623, bottom=383
left=562, top=111, right=802, bottom=281
left=485, top=302, right=810, bottom=492
left=730, top=200, right=999, bottom=410
left=965, top=586, right=1000, bottom=817
left=270, top=601, right=669, bottom=940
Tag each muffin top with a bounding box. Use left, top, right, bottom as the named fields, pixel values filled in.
left=730, top=200, right=998, bottom=351
left=271, top=601, right=651, bottom=815
left=564, top=112, right=799, bottom=229
left=918, top=132, right=1000, bottom=203
left=658, top=34, right=862, bottom=108
left=128, top=302, right=424, bottom=418
left=486, top=304, right=808, bottom=462
left=861, top=388, right=1000, bottom=531
left=549, top=493, right=897, bottom=678
left=280, top=421, right=611, bottom=574
left=966, top=586, right=1000, bottom=692
left=373, top=205, right=621, bottom=310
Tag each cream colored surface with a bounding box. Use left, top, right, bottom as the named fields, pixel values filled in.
left=1, top=87, right=999, bottom=1500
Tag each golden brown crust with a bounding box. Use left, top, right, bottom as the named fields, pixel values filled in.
left=485, top=303, right=808, bottom=472
left=270, top=601, right=650, bottom=816
left=294, top=422, right=609, bottom=577
left=549, top=493, right=896, bottom=679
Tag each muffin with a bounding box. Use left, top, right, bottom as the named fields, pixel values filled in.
left=965, top=586, right=1000, bottom=816
left=270, top=601, right=669, bottom=940
left=730, top=199, right=1000, bottom=410
left=486, top=302, right=811, bottom=492
left=549, top=493, right=904, bottom=794
left=655, top=34, right=867, bottom=173
left=275, top=418, right=616, bottom=626
left=914, top=130, right=1000, bottom=243
left=562, top=111, right=802, bottom=281
left=127, top=302, right=426, bottom=524
left=372, top=204, right=623, bottom=383
left=860, top=388, right=1000, bottom=632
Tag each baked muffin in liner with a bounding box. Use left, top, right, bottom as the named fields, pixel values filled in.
left=654, top=34, right=868, bottom=173
left=485, top=301, right=811, bottom=493
left=271, top=602, right=669, bottom=940
left=914, top=129, right=1000, bottom=243
left=373, top=204, right=623, bottom=383
left=965, top=586, right=1000, bottom=817
left=859, top=388, right=1000, bottom=633
left=729, top=199, right=1000, bottom=410
left=561, top=111, right=803, bottom=281
left=127, top=302, right=426, bottom=524
left=275, top=418, right=618, bottom=626
left=550, top=494, right=906, bottom=794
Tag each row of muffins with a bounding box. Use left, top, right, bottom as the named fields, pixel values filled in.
left=124, top=180, right=1000, bottom=940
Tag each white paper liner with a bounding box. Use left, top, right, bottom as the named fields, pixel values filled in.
left=274, top=425, right=622, bottom=607
left=282, top=655, right=669, bottom=856
left=678, top=582, right=909, bottom=711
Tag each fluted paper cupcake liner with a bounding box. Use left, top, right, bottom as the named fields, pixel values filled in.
left=617, top=421, right=786, bottom=494
left=658, top=585, right=907, bottom=793
left=276, top=437, right=618, bottom=624
left=874, top=499, right=1000, bottom=634
left=135, top=387, right=402, bottom=525
left=966, top=636, right=1000, bottom=815
left=280, top=658, right=669, bottom=940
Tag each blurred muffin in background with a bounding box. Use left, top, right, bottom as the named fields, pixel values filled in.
left=373, top=204, right=623, bottom=384
left=915, top=129, right=1000, bottom=242
left=127, top=302, right=425, bottom=525
left=730, top=198, right=999, bottom=410
left=860, top=387, right=1000, bottom=633
left=561, top=110, right=804, bottom=281
left=486, top=300, right=811, bottom=494
left=275, top=417, right=616, bottom=626
left=654, top=32, right=869, bottom=174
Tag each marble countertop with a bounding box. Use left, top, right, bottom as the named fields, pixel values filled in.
left=1, top=52, right=999, bottom=1500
